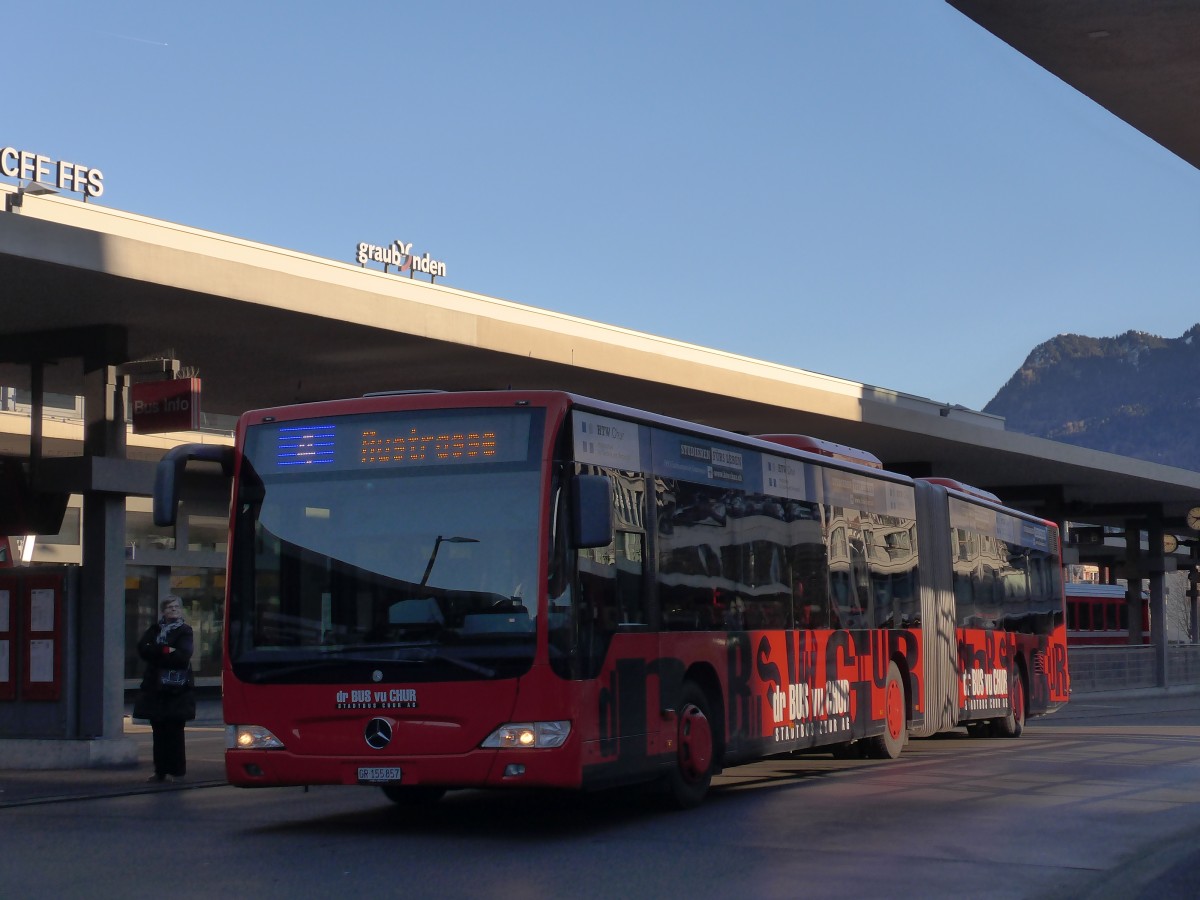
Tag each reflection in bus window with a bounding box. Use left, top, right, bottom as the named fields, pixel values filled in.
left=658, top=480, right=830, bottom=632
left=949, top=503, right=1062, bottom=635
left=827, top=508, right=869, bottom=628
left=573, top=468, right=646, bottom=677
left=866, top=520, right=918, bottom=627
left=655, top=478, right=921, bottom=634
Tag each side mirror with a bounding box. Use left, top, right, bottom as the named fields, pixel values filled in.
left=154, top=444, right=236, bottom=526
left=570, top=474, right=613, bottom=549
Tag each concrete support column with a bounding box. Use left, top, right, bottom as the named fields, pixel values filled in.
left=1125, top=520, right=1144, bottom=646
left=1189, top=563, right=1199, bottom=645
left=1147, top=522, right=1168, bottom=688
left=77, top=364, right=129, bottom=743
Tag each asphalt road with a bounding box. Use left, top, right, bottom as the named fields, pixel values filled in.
left=2, top=691, right=1200, bottom=899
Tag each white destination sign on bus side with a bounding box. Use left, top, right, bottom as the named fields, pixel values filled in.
left=574, top=412, right=641, bottom=470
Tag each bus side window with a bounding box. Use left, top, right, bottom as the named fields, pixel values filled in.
left=789, top=542, right=829, bottom=628
left=614, top=531, right=646, bottom=626
left=657, top=480, right=727, bottom=631
left=573, top=468, right=648, bottom=675
left=827, top=512, right=870, bottom=629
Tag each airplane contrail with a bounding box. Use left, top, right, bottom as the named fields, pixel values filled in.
left=100, top=31, right=169, bottom=47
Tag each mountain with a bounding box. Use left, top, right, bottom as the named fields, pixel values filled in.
left=983, top=325, right=1200, bottom=471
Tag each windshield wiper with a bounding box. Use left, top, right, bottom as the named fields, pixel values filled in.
left=242, top=657, right=357, bottom=682
left=242, top=654, right=428, bottom=683
left=409, top=646, right=496, bottom=678
left=242, top=646, right=496, bottom=682
left=340, top=641, right=498, bottom=677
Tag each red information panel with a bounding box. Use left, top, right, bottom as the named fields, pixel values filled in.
left=20, top=572, right=62, bottom=701
left=131, top=377, right=202, bottom=435
left=0, top=573, right=15, bottom=701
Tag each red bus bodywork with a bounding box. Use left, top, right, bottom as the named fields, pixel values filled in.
left=158, top=391, right=1069, bottom=806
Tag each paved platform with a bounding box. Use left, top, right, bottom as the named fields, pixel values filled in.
left=3, top=688, right=1197, bottom=809
left=0, top=699, right=226, bottom=808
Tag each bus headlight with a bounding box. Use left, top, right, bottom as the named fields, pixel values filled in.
left=226, top=724, right=286, bottom=750
left=481, top=721, right=571, bottom=749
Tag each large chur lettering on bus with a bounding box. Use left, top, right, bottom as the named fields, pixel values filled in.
left=957, top=629, right=1012, bottom=715
left=732, top=626, right=925, bottom=752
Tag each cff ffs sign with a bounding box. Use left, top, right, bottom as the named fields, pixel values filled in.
left=1, top=147, right=104, bottom=198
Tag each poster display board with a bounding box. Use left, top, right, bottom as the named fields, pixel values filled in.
left=17, top=571, right=64, bottom=701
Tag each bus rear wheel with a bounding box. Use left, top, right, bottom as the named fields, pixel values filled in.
left=664, top=682, right=715, bottom=809
left=993, top=668, right=1026, bottom=738
left=866, top=661, right=907, bottom=760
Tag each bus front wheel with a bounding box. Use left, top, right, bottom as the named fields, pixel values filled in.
left=664, top=682, right=715, bottom=809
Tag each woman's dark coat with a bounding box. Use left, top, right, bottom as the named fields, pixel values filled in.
left=132, top=621, right=197, bottom=722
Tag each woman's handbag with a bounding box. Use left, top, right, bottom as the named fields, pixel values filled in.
left=158, top=668, right=189, bottom=694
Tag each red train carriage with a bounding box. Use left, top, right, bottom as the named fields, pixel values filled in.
left=1066, top=582, right=1150, bottom=646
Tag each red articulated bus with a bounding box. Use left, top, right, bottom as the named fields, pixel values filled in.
left=155, top=390, right=1070, bottom=808
left=1065, top=582, right=1150, bottom=646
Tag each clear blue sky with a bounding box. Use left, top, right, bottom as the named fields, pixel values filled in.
left=8, top=1, right=1200, bottom=411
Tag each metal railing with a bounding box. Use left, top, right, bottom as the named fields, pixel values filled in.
left=1068, top=644, right=1200, bottom=693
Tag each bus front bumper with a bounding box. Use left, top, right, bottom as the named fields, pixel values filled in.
left=225, top=746, right=583, bottom=791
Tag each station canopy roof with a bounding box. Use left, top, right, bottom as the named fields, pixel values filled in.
left=4, top=3, right=1200, bottom=534
left=4, top=184, right=1200, bottom=535
left=948, top=1, right=1200, bottom=171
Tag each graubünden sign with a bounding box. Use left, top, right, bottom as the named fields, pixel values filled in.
left=356, top=239, right=446, bottom=281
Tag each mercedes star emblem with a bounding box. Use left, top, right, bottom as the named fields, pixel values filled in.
left=364, top=717, right=393, bottom=750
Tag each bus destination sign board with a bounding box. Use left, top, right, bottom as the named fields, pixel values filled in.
left=253, top=409, right=539, bottom=474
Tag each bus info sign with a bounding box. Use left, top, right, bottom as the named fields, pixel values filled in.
left=131, top=378, right=201, bottom=434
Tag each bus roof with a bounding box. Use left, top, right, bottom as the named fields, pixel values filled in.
left=238, top=388, right=916, bottom=484
left=754, top=434, right=882, bottom=469
left=918, top=477, right=1001, bottom=504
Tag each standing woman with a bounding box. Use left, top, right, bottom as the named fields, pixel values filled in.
left=134, top=595, right=196, bottom=782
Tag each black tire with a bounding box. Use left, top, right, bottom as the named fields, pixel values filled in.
left=965, top=722, right=991, bottom=739
left=381, top=785, right=447, bottom=805
left=866, top=661, right=907, bottom=760
left=830, top=741, right=861, bottom=759
left=664, top=682, right=716, bottom=809
left=993, top=667, right=1026, bottom=738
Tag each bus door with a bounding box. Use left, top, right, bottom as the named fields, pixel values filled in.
left=571, top=468, right=658, bottom=784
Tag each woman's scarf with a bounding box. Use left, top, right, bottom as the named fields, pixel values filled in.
left=156, top=617, right=186, bottom=645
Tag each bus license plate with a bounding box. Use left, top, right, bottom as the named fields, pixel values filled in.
left=358, top=767, right=402, bottom=784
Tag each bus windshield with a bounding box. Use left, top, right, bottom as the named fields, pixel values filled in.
left=227, top=407, right=546, bottom=682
